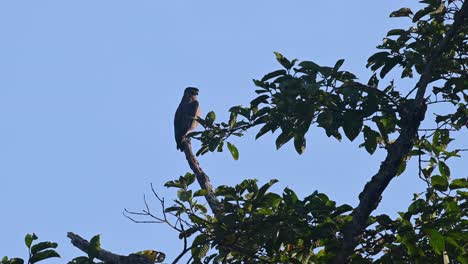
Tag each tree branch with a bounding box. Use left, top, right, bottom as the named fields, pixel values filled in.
left=181, top=138, right=221, bottom=214
left=67, top=232, right=162, bottom=264
left=333, top=2, right=468, bottom=263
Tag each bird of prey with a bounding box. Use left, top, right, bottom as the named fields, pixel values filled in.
left=174, top=87, right=201, bottom=151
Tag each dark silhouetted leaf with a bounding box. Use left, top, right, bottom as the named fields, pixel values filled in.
left=261, top=70, right=287, bottom=82
left=229, top=112, right=237, bottom=129
left=30, top=250, right=60, bottom=264
left=431, top=175, right=448, bottom=191
left=251, top=95, right=269, bottom=108
left=387, top=29, right=407, bottom=36
left=283, top=188, right=298, bottom=207
left=412, top=7, right=431, bottom=22
left=334, top=59, right=345, bottom=72
left=25, top=234, right=38, bottom=249
left=205, top=111, right=216, bottom=125
left=88, top=235, right=101, bottom=260
left=177, top=190, right=192, bottom=202
left=396, top=160, right=407, bottom=176
left=256, top=123, right=274, bottom=139
left=449, top=178, right=467, bottom=190
left=343, top=111, right=363, bottom=141
left=31, top=242, right=58, bottom=255
left=429, top=229, right=445, bottom=255
left=193, top=189, right=208, bottom=197
left=380, top=57, right=401, bottom=78
left=293, top=133, right=306, bottom=154
left=389, top=7, right=413, bottom=17
left=299, top=61, right=321, bottom=72
left=274, top=52, right=294, bottom=70
left=275, top=130, right=294, bottom=149
left=438, top=161, right=450, bottom=178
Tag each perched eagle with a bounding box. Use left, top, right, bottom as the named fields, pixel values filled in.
left=174, top=87, right=201, bottom=151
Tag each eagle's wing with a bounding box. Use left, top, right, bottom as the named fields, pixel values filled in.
left=174, top=100, right=199, bottom=151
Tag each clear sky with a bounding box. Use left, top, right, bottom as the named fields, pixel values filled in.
left=1, top=1, right=466, bottom=263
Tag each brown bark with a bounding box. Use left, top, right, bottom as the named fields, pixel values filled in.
left=181, top=139, right=221, bottom=214
left=67, top=232, right=159, bottom=264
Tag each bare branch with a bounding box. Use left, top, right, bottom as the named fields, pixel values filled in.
left=67, top=232, right=163, bottom=264
left=181, top=138, right=221, bottom=214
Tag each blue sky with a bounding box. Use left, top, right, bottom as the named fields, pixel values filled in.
left=1, top=1, right=466, bottom=263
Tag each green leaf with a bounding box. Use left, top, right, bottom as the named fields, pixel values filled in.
left=293, top=133, right=306, bottom=155
left=283, top=188, right=298, bottom=206
left=274, top=52, right=294, bottom=70
left=68, top=256, right=91, bottom=264
left=387, top=29, right=407, bottom=36
left=226, top=142, right=239, bottom=160
left=275, top=130, right=294, bottom=149
left=189, top=214, right=206, bottom=225
left=164, top=180, right=183, bottom=189
left=433, top=129, right=451, bottom=148
left=408, top=199, right=425, bottom=215
left=260, top=192, right=282, bottom=208
left=298, top=61, right=321, bottom=72
left=367, top=73, right=379, bottom=87
left=191, top=234, right=209, bottom=260
left=342, top=111, right=363, bottom=141
left=367, top=52, right=390, bottom=69
left=229, top=112, right=237, bottom=129
left=205, top=111, right=216, bottom=125
left=25, top=233, right=38, bottom=249
left=177, top=189, right=192, bottom=202
left=261, top=70, right=287, bottom=82
left=362, top=126, right=378, bottom=154
left=428, top=229, right=445, bottom=255
left=7, top=258, right=24, bottom=264
left=333, top=59, right=345, bottom=72
left=193, top=189, right=208, bottom=197
left=196, top=145, right=209, bottom=156
left=430, top=2, right=445, bottom=15
left=183, top=172, right=195, bottom=185
left=380, top=57, right=401, bottom=78
left=362, top=94, right=379, bottom=117
left=256, top=123, right=274, bottom=139
left=193, top=204, right=207, bottom=214
left=449, top=178, right=468, bottom=190
left=31, top=242, right=58, bottom=255
left=335, top=204, right=353, bottom=215
left=250, top=95, right=269, bottom=108
left=164, top=206, right=182, bottom=213
left=431, top=175, right=448, bottom=191
left=438, top=161, right=450, bottom=178
left=258, top=179, right=279, bottom=197
left=88, top=235, right=101, bottom=260
left=389, top=7, right=413, bottom=17
left=29, top=250, right=60, bottom=264
left=412, top=7, right=431, bottom=22
left=396, top=160, right=407, bottom=176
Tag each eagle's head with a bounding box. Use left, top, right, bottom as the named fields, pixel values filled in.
left=183, top=87, right=199, bottom=100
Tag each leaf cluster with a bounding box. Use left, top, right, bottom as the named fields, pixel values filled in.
left=2, top=234, right=60, bottom=264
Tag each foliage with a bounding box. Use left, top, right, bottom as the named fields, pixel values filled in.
left=161, top=167, right=467, bottom=263
left=176, top=0, right=467, bottom=263
left=2, top=233, right=60, bottom=264
left=2, top=233, right=164, bottom=264
left=195, top=0, right=467, bottom=159
left=3, top=0, right=467, bottom=263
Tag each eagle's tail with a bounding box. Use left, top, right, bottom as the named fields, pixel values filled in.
left=176, top=136, right=185, bottom=152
